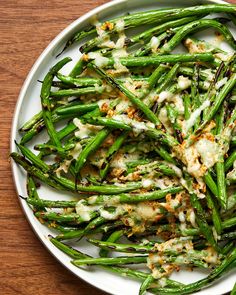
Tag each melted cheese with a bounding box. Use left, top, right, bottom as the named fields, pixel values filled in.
left=181, top=145, right=202, bottom=178
left=184, top=38, right=206, bottom=54
left=150, top=36, right=160, bottom=52
left=112, top=114, right=152, bottom=135
left=178, top=211, right=185, bottom=223
left=55, top=159, right=72, bottom=178
left=135, top=203, right=160, bottom=220
left=165, top=163, right=182, bottom=178
left=189, top=209, right=197, bottom=228
left=178, top=76, right=191, bottom=90
left=158, top=91, right=173, bottom=103
left=183, top=100, right=210, bottom=133
left=214, top=52, right=233, bottom=62
left=73, top=118, right=102, bottom=138
left=155, top=237, right=193, bottom=253
left=75, top=200, right=94, bottom=221
left=142, top=179, right=153, bottom=188
left=158, top=107, right=173, bottom=134
left=215, top=77, right=228, bottom=90
left=99, top=207, right=123, bottom=220
left=194, top=138, right=219, bottom=168
left=73, top=118, right=90, bottom=138
left=115, top=100, right=130, bottom=113
left=110, top=151, right=140, bottom=169
left=87, top=52, right=109, bottom=68
left=115, top=19, right=125, bottom=32
left=113, top=57, right=129, bottom=73
left=203, top=247, right=219, bottom=264
left=70, top=142, right=82, bottom=159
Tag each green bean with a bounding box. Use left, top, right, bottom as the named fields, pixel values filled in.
left=87, top=186, right=183, bottom=205
left=191, top=65, right=201, bottom=130
left=221, top=241, right=235, bottom=255
left=134, top=28, right=178, bottom=57
left=50, top=237, right=152, bottom=281
left=11, top=152, right=143, bottom=194
left=50, top=86, right=104, bottom=98
left=79, top=5, right=236, bottom=52
left=89, top=53, right=214, bottom=69
left=26, top=176, right=39, bottom=199
left=151, top=64, right=180, bottom=114
left=166, top=104, right=182, bottom=143
left=82, top=116, right=132, bottom=130
left=56, top=221, right=123, bottom=241
left=100, top=132, right=128, bottom=180
left=85, top=216, right=107, bottom=232
left=130, top=16, right=199, bottom=45
left=147, top=65, right=167, bottom=91
left=73, top=255, right=147, bottom=266
left=161, top=19, right=236, bottom=54
left=40, top=57, right=71, bottom=148
left=88, top=239, right=152, bottom=253
left=189, top=193, right=220, bottom=251
left=57, top=73, right=102, bottom=87
left=34, top=143, right=74, bottom=155
left=35, top=211, right=97, bottom=224
left=145, top=127, right=179, bottom=147
left=15, top=142, right=50, bottom=172
left=99, top=230, right=124, bottom=257
left=89, top=63, right=161, bottom=126
left=179, top=66, right=215, bottom=81
left=37, top=121, right=77, bottom=158
left=220, top=231, right=236, bottom=241
left=75, top=128, right=110, bottom=179
left=206, top=190, right=222, bottom=235
left=204, top=172, right=218, bottom=197
left=216, top=105, right=228, bottom=209
left=222, top=216, right=236, bottom=230
left=196, top=73, right=236, bottom=134
left=69, top=59, right=85, bottom=77
left=139, top=275, right=155, bottom=295
left=57, top=121, right=77, bottom=140
left=19, top=110, right=43, bottom=132
left=149, top=248, right=236, bottom=294
left=26, top=197, right=77, bottom=208
left=225, top=150, right=236, bottom=172
left=157, top=64, right=180, bottom=94
left=20, top=110, right=76, bottom=145
left=56, top=103, right=98, bottom=116
left=154, top=146, right=177, bottom=165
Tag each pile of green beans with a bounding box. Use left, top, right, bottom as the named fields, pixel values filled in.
left=11, top=4, right=236, bottom=295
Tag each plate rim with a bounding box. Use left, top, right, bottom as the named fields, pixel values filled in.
left=10, top=0, right=234, bottom=294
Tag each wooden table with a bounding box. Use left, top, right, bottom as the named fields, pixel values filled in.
left=0, top=1, right=235, bottom=294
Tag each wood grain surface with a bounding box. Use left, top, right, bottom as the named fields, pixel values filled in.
left=0, top=1, right=235, bottom=294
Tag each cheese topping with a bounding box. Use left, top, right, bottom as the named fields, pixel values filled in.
left=87, top=52, right=109, bottom=68
left=73, top=118, right=102, bottom=138
left=183, top=100, right=210, bottom=133
left=194, top=138, right=219, bottom=168
left=158, top=91, right=174, bottom=103
left=215, top=77, right=228, bottom=90
left=150, top=36, right=160, bottom=52
left=178, top=76, right=191, bottom=90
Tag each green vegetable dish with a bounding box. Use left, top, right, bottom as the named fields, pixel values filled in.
left=12, top=3, right=236, bottom=295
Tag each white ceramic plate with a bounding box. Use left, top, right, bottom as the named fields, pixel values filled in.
left=11, top=0, right=236, bottom=294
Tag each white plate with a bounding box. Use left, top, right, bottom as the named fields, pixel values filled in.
left=11, top=0, right=236, bottom=294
